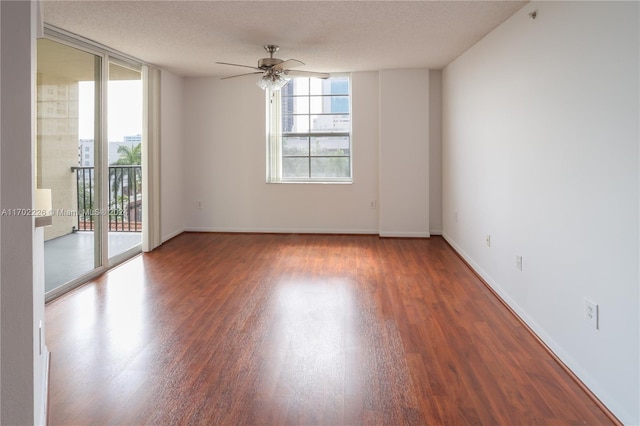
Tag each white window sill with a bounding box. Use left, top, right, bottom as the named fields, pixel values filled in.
left=266, top=180, right=353, bottom=185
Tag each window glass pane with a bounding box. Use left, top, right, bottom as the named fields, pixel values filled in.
left=283, top=157, right=309, bottom=178
left=282, top=95, right=309, bottom=115
left=329, top=77, right=349, bottom=95
left=311, top=157, right=351, bottom=178
left=310, top=76, right=349, bottom=95
left=281, top=95, right=294, bottom=117
left=283, top=114, right=310, bottom=133
left=285, top=78, right=309, bottom=96
left=294, top=96, right=309, bottom=114
left=311, top=114, right=351, bottom=133
left=309, top=78, right=323, bottom=96
left=282, top=137, right=309, bottom=156
left=310, top=136, right=350, bottom=156
left=281, top=113, right=295, bottom=133
left=309, top=96, right=349, bottom=114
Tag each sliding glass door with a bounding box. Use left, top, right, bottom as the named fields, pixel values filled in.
left=107, top=62, right=143, bottom=263
left=37, top=38, right=102, bottom=295
left=37, top=34, right=144, bottom=299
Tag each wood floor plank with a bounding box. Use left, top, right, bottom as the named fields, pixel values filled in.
left=46, top=233, right=616, bottom=425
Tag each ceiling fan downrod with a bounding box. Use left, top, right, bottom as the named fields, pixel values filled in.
left=264, top=45, right=279, bottom=58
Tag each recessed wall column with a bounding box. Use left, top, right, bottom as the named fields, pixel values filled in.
left=378, top=68, right=430, bottom=237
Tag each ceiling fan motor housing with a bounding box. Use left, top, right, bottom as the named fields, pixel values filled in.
left=258, top=57, right=284, bottom=69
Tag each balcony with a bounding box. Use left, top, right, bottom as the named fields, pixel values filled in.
left=44, top=165, right=142, bottom=293
left=71, top=165, right=142, bottom=232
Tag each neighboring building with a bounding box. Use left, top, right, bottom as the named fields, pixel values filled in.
left=37, top=82, right=81, bottom=240
left=124, top=133, right=141, bottom=145
left=78, top=139, right=94, bottom=167
left=78, top=135, right=142, bottom=167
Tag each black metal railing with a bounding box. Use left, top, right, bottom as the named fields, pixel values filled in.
left=71, top=165, right=142, bottom=232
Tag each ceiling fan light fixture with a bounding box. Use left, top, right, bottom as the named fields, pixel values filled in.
left=256, top=73, right=288, bottom=91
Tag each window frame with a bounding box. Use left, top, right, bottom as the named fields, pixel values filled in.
left=266, top=74, right=352, bottom=184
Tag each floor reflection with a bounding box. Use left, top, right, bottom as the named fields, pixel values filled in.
left=268, top=279, right=352, bottom=396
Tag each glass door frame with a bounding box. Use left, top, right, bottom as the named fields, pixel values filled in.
left=106, top=58, right=144, bottom=268
left=43, top=25, right=145, bottom=301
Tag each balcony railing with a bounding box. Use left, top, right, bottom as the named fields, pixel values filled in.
left=71, top=165, right=142, bottom=232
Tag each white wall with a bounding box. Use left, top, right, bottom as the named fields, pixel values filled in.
left=379, top=69, right=430, bottom=237
left=429, top=70, right=442, bottom=234
left=160, top=70, right=185, bottom=242
left=0, top=1, right=46, bottom=424
left=442, top=2, right=639, bottom=423
left=183, top=72, right=380, bottom=234
left=183, top=69, right=435, bottom=235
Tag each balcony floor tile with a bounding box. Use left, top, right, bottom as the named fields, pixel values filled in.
left=45, top=231, right=142, bottom=293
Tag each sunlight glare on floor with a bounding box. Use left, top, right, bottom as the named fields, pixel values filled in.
left=103, top=257, right=149, bottom=359
left=268, top=278, right=355, bottom=397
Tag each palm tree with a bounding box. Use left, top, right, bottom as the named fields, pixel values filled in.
left=110, top=143, right=142, bottom=227
left=112, top=143, right=141, bottom=166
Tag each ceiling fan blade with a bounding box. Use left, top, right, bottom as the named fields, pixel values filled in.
left=285, top=70, right=330, bottom=79
left=216, top=62, right=262, bottom=71
left=272, top=59, right=304, bottom=72
left=221, top=71, right=263, bottom=80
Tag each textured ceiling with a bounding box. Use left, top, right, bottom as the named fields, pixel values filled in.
left=42, top=1, right=528, bottom=78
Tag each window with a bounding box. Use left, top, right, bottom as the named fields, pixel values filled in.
left=267, top=76, right=351, bottom=183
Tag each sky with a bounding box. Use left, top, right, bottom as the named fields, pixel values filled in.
left=78, top=80, right=143, bottom=142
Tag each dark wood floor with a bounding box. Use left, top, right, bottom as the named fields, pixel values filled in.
left=46, top=233, right=615, bottom=425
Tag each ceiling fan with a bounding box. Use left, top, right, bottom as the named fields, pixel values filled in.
left=216, top=45, right=330, bottom=91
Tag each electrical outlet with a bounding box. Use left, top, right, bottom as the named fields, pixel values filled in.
left=516, top=255, right=523, bottom=271
left=485, top=234, right=491, bottom=247
left=369, top=200, right=376, bottom=209
left=584, top=299, right=599, bottom=329
left=196, top=200, right=203, bottom=210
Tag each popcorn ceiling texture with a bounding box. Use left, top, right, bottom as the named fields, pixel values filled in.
left=42, top=0, right=527, bottom=77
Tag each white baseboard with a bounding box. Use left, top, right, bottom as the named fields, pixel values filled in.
left=184, top=227, right=379, bottom=235
left=441, top=232, right=623, bottom=423
left=182, top=227, right=437, bottom=238
left=162, top=228, right=185, bottom=243
left=379, top=231, right=430, bottom=238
